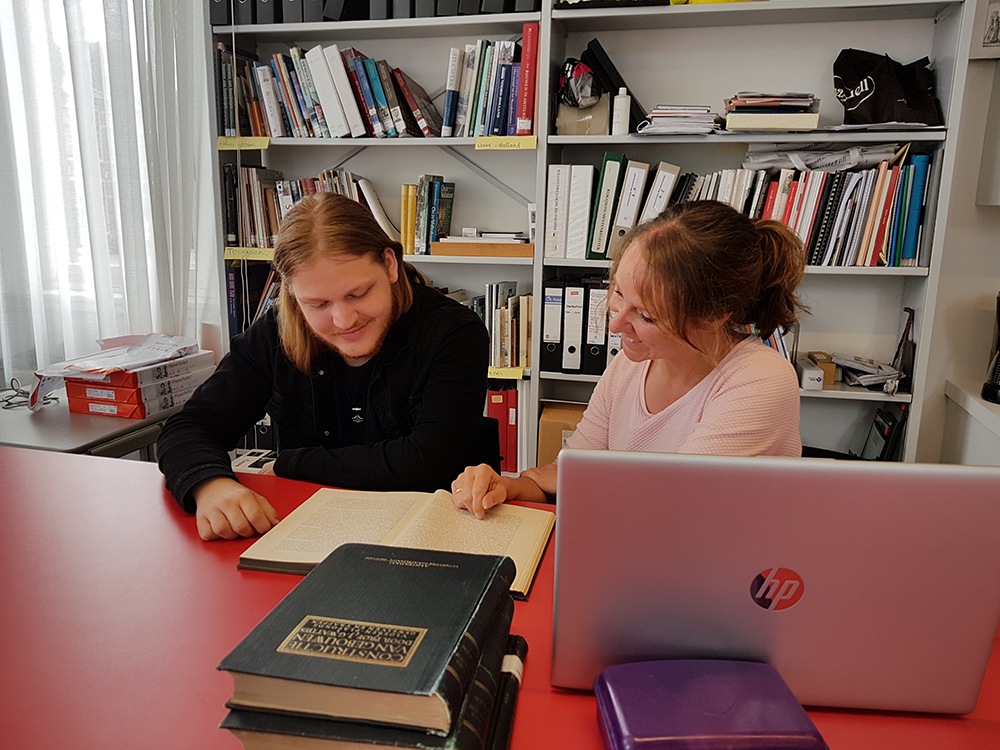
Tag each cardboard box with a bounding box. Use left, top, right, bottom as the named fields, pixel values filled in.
left=64, top=366, right=213, bottom=404
left=537, top=402, right=587, bottom=466
left=807, top=351, right=836, bottom=387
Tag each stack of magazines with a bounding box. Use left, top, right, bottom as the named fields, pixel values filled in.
left=636, top=104, right=720, bottom=135
left=833, top=353, right=900, bottom=387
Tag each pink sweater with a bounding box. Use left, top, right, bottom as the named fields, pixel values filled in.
left=566, top=337, right=802, bottom=457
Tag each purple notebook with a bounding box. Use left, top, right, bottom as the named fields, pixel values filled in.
left=594, top=660, right=828, bottom=750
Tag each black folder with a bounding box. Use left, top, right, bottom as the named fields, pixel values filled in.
left=256, top=0, right=281, bottom=23
left=582, top=281, right=609, bottom=375
left=392, top=0, right=414, bottom=17
left=210, top=0, right=230, bottom=25
left=302, top=0, right=325, bottom=20
left=540, top=282, right=564, bottom=373
left=414, top=0, right=436, bottom=16
left=282, top=0, right=302, bottom=22
left=235, top=0, right=255, bottom=24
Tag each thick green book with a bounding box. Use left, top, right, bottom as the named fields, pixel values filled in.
left=219, top=598, right=517, bottom=750
left=219, top=543, right=517, bottom=735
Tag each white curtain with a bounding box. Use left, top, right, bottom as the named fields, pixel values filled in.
left=0, top=0, right=222, bottom=383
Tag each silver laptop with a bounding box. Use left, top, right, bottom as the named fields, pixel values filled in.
left=551, top=449, right=1000, bottom=714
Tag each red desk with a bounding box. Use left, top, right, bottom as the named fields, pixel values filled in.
left=1, top=446, right=998, bottom=749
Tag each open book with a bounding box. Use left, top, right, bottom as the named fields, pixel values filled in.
left=238, top=488, right=555, bottom=598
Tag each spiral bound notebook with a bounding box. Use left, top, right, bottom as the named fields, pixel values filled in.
left=551, top=450, right=1000, bottom=714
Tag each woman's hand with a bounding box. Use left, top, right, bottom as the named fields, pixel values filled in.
left=193, top=476, right=280, bottom=541
left=451, top=463, right=508, bottom=520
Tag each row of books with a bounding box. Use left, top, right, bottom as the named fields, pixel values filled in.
left=216, top=22, right=538, bottom=142
left=218, top=41, right=442, bottom=140
left=439, top=23, right=539, bottom=138
left=544, top=145, right=933, bottom=268
left=403, top=174, right=455, bottom=255
left=222, top=163, right=389, bottom=250
left=219, top=541, right=528, bottom=750
left=210, top=0, right=542, bottom=26
left=483, top=283, right=530, bottom=370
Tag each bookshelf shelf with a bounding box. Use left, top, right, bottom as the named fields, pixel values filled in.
left=539, top=372, right=601, bottom=384
left=550, top=131, right=948, bottom=146
left=803, top=266, right=929, bottom=277
left=800, top=385, right=913, bottom=403
left=214, top=14, right=541, bottom=43
left=551, top=0, right=960, bottom=32
left=408, top=255, right=533, bottom=266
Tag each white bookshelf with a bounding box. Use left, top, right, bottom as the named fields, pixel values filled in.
left=208, top=0, right=987, bottom=466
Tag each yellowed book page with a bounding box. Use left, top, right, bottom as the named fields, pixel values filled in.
left=239, top=487, right=555, bottom=596
left=239, top=489, right=433, bottom=571
left=391, top=497, right=554, bottom=596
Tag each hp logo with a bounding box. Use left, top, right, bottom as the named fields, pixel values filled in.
left=750, top=567, right=804, bottom=611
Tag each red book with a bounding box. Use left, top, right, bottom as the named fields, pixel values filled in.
left=515, top=22, right=539, bottom=136
left=503, top=387, right=518, bottom=473
left=870, top=164, right=901, bottom=266
left=761, top=180, right=780, bottom=219
left=781, top=178, right=800, bottom=227
left=487, top=390, right=507, bottom=472
left=391, top=67, right=443, bottom=138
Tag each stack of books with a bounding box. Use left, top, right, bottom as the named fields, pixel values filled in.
left=218, top=542, right=529, bottom=750
left=635, top=104, right=720, bottom=135
left=723, top=91, right=820, bottom=132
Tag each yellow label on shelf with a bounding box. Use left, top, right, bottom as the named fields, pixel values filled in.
left=217, top=136, right=270, bottom=151
left=475, top=136, right=537, bottom=151
left=224, top=247, right=275, bottom=261
left=488, top=367, right=526, bottom=380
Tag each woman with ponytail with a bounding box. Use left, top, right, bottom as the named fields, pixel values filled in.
left=453, top=199, right=807, bottom=517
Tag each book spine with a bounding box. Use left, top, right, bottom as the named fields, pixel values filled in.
left=488, top=63, right=513, bottom=136
left=350, top=56, right=386, bottom=138
left=391, top=68, right=432, bottom=137
left=486, top=634, right=528, bottom=750
left=324, top=44, right=368, bottom=138
left=291, top=50, right=330, bottom=137
left=435, top=181, right=455, bottom=239
left=441, top=46, right=464, bottom=137
left=901, top=154, right=931, bottom=266
left=516, top=22, right=539, bottom=136
left=454, top=42, right=478, bottom=138
left=363, top=57, right=397, bottom=137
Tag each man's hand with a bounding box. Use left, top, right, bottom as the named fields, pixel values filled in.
left=193, top=476, right=279, bottom=541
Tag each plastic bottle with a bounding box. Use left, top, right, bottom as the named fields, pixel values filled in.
left=612, top=87, right=630, bottom=136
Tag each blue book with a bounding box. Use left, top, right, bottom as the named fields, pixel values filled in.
left=350, top=56, right=385, bottom=138
left=488, top=63, right=512, bottom=136
left=428, top=178, right=443, bottom=242
left=900, top=154, right=932, bottom=266
left=363, top=57, right=397, bottom=137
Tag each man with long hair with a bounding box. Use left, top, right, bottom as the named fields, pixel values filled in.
left=159, top=194, right=490, bottom=541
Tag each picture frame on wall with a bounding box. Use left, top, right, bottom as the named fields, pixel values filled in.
left=971, top=0, right=1000, bottom=59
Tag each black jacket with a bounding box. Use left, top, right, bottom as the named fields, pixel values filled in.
left=158, top=284, right=490, bottom=512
